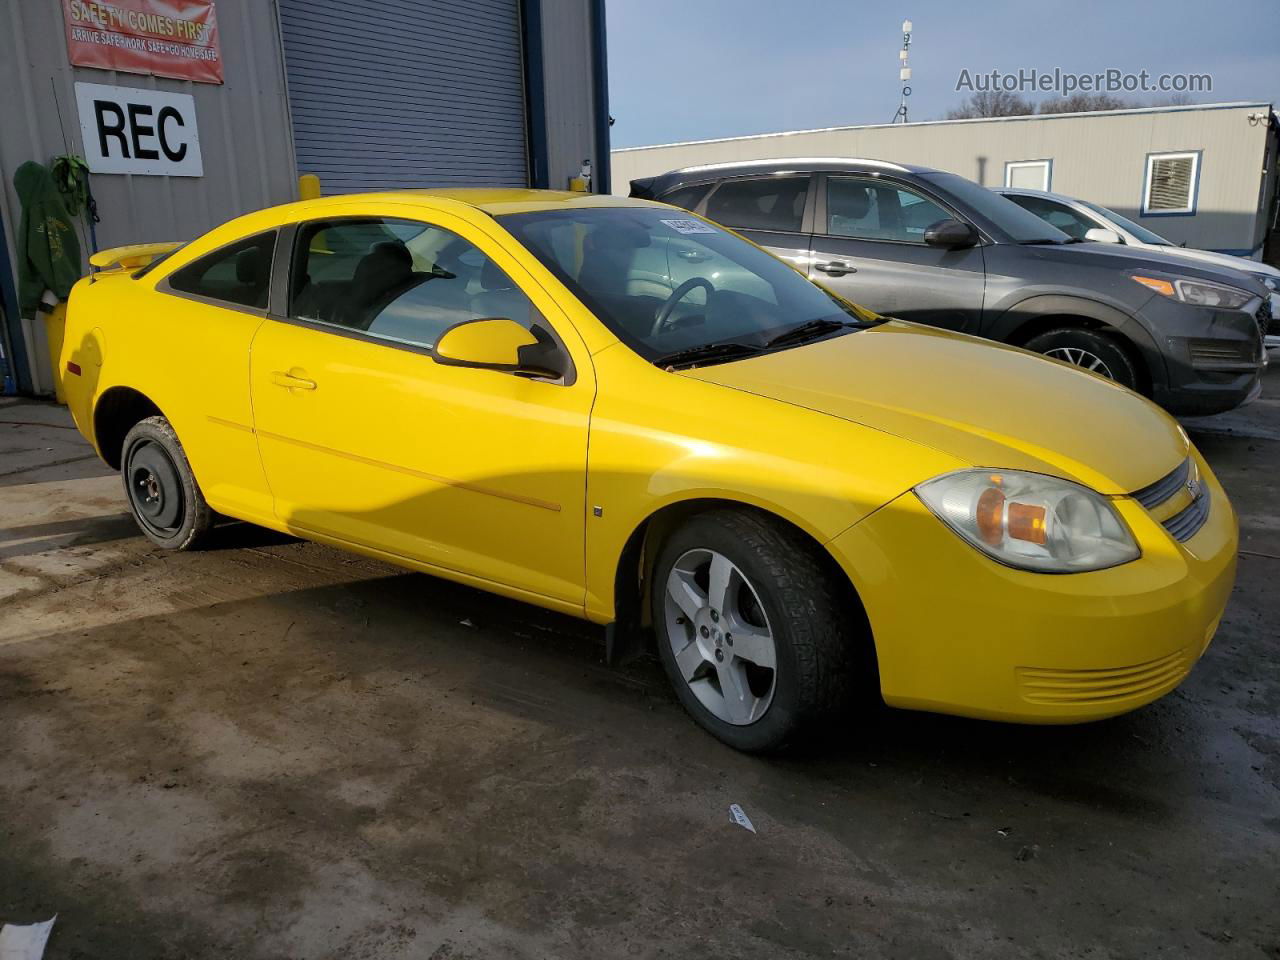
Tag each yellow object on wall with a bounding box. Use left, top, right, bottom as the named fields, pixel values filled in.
left=298, top=174, right=322, bottom=201
left=42, top=301, right=67, bottom=404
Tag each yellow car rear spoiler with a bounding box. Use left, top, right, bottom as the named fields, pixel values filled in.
left=88, top=242, right=184, bottom=275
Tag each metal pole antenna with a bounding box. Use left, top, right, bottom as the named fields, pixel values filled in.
left=896, top=19, right=913, bottom=123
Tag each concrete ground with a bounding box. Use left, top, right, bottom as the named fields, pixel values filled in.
left=1, top=367, right=1278, bottom=960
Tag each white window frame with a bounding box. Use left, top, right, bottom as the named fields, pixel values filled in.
left=1142, top=151, right=1201, bottom=216
left=1004, top=159, right=1052, bottom=191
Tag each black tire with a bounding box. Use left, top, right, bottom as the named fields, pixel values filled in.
left=1024, top=326, right=1141, bottom=391
left=650, top=510, right=858, bottom=753
left=121, top=416, right=214, bottom=550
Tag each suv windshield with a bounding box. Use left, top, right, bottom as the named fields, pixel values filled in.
left=499, top=207, right=875, bottom=365
left=919, top=172, right=1072, bottom=244
left=1078, top=199, right=1174, bottom=245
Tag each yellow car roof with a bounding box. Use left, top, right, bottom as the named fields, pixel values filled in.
left=292, top=188, right=654, bottom=217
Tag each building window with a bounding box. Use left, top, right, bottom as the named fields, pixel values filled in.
left=1004, top=160, right=1052, bottom=191
left=1143, top=151, right=1200, bottom=215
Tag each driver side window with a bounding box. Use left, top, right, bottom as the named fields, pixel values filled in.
left=288, top=218, right=535, bottom=350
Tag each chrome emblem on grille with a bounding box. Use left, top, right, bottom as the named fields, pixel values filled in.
left=1186, top=477, right=1201, bottom=500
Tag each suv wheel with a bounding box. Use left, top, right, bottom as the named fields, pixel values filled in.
left=121, top=416, right=214, bottom=550
left=1025, top=326, right=1140, bottom=391
left=650, top=510, right=856, bottom=753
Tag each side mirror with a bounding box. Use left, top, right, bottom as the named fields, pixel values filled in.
left=433, top=317, right=565, bottom=379
left=923, top=219, right=979, bottom=249
left=1084, top=227, right=1123, bottom=244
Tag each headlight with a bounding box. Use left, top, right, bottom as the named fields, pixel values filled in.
left=1132, top=274, right=1253, bottom=310
left=915, top=469, right=1140, bottom=573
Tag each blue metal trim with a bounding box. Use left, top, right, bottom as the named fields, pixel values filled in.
left=520, top=0, right=550, bottom=189
left=589, top=0, right=611, bottom=194
left=0, top=211, right=33, bottom=395
left=1140, top=149, right=1202, bottom=218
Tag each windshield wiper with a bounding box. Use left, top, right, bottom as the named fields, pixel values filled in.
left=1021, top=237, right=1068, bottom=245
left=653, top=341, right=763, bottom=369
left=764, top=317, right=862, bottom=349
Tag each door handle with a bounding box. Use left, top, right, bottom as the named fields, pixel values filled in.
left=814, top=261, right=857, bottom=276
left=270, top=371, right=317, bottom=391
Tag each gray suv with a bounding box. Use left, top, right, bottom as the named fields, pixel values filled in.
left=631, top=159, right=1269, bottom=415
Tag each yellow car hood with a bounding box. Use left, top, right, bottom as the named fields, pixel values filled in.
left=683, top=321, right=1187, bottom=495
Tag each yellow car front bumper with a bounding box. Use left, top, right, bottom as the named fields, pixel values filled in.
left=829, top=462, right=1237, bottom=724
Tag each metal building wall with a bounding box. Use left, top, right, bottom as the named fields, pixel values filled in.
left=0, top=0, right=298, bottom=392
left=533, top=0, right=609, bottom=192
left=612, top=103, right=1272, bottom=255
left=279, top=0, right=529, bottom=191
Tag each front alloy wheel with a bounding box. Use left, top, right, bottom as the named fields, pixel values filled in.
left=651, top=510, right=863, bottom=753
left=1025, top=326, right=1140, bottom=391
left=1041, top=345, right=1115, bottom=378
left=664, top=548, right=777, bottom=725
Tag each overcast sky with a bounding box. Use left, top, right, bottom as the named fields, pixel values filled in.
left=605, top=0, right=1280, bottom=148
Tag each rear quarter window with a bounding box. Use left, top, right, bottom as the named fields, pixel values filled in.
left=658, top=183, right=712, bottom=212
left=166, top=231, right=276, bottom=309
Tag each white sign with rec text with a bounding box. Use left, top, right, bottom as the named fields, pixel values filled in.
left=74, top=81, right=203, bottom=177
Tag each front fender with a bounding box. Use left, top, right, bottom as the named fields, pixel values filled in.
left=580, top=351, right=965, bottom=623
left=986, top=293, right=1168, bottom=392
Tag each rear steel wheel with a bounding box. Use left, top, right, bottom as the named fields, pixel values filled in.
left=126, top=439, right=186, bottom=537
left=120, top=416, right=214, bottom=550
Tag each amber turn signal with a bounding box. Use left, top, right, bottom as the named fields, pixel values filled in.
left=1132, top=276, right=1175, bottom=297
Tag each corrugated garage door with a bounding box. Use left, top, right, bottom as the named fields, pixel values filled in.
left=278, top=0, right=528, bottom=191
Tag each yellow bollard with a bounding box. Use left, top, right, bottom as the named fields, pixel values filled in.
left=298, top=173, right=321, bottom=200
left=42, top=301, right=68, bottom=404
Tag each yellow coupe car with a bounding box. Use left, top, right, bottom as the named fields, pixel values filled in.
left=60, top=189, right=1237, bottom=752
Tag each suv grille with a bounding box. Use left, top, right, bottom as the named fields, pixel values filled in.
left=1257, top=297, right=1272, bottom=340
left=1129, top=457, right=1210, bottom=542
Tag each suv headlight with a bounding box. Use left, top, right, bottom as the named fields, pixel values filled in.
left=1132, top=274, right=1254, bottom=310
left=915, top=469, right=1140, bottom=573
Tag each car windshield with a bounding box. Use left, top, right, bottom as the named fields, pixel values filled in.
left=1077, top=199, right=1174, bottom=245
left=499, top=207, right=876, bottom=364
left=919, top=172, right=1072, bottom=244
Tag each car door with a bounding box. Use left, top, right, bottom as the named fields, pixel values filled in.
left=249, top=211, right=595, bottom=608
left=807, top=174, right=986, bottom=332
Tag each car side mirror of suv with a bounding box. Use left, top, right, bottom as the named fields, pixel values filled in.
left=1084, top=227, right=1123, bottom=244
left=923, top=219, right=979, bottom=249
left=434, top=317, right=566, bottom=380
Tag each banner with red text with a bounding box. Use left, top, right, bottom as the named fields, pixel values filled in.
left=62, top=0, right=223, bottom=85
